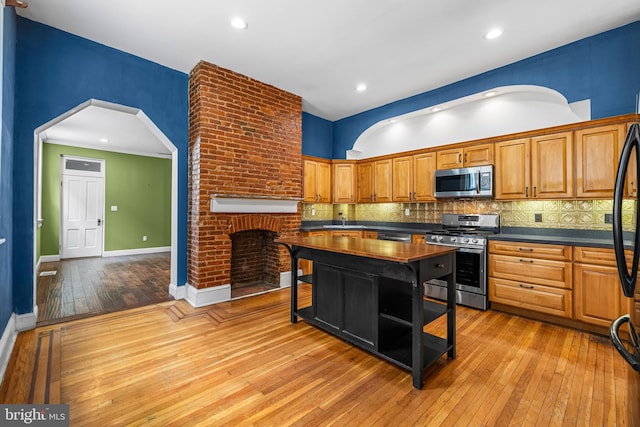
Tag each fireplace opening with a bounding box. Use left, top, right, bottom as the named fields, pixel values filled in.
left=230, top=229, right=280, bottom=299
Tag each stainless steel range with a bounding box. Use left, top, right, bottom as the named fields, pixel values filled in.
left=424, top=213, right=500, bottom=310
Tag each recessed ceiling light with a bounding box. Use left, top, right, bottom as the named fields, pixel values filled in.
left=431, top=107, right=442, bottom=112
left=484, top=91, right=498, bottom=97
left=356, top=83, right=367, bottom=92
left=484, top=28, right=503, bottom=40
left=99, top=138, right=109, bottom=143
left=230, top=17, right=248, bottom=30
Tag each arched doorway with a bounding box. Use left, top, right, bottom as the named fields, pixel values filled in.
left=32, top=99, right=178, bottom=323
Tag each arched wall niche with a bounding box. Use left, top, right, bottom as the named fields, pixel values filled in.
left=347, top=85, right=590, bottom=160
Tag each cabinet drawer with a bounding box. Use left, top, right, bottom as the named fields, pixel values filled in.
left=304, top=230, right=327, bottom=237
left=489, top=240, right=571, bottom=261
left=330, top=230, right=362, bottom=238
left=363, top=231, right=378, bottom=239
left=421, top=254, right=453, bottom=281
left=573, top=246, right=633, bottom=266
left=489, top=277, right=572, bottom=318
left=489, top=254, right=572, bottom=289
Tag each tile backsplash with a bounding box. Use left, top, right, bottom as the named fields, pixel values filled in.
left=302, top=199, right=636, bottom=231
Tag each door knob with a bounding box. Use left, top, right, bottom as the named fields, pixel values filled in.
left=97, top=219, right=102, bottom=226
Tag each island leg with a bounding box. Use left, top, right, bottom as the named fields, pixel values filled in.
left=447, top=252, right=456, bottom=359
left=411, top=270, right=424, bottom=389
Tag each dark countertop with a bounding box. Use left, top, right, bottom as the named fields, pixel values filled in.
left=300, top=221, right=440, bottom=235
left=302, top=222, right=632, bottom=249
left=488, top=227, right=634, bottom=249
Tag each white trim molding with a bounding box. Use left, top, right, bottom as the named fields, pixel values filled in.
left=39, top=254, right=61, bottom=263
left=0, top=314, right=17, bottom=385
left=102, top=246, right=171, bottom=257
left=169, top=283, right=187, bottom=300
left=185, top=283, right=231, bottom=307
left=15, top=310, right=37, bottom=332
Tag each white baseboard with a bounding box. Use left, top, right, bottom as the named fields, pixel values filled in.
left=185, top=283, right=231, bottom=308
left=279, top=269, right=302, bottom=288
left=15, top=310, right=37, bottom=332
left=0, top=314, right=17, bottom=385
left=39, top=254, right=60, bottom=263
left=169, top=282, right=187, bottom=300
left=103, top=246, right=171, bottom=257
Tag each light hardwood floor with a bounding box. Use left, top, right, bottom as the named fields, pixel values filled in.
left=0, top=285, right=633, bottom=426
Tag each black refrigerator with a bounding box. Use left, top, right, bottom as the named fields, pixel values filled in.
left=612, top=121, right=640, bottom=424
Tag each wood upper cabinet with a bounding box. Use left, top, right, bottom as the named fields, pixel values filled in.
left=531, top=132, right=573, bottom=199
left=357, top=159, right=392, bottom=203
left=303, top=158, right=331, bottom=203
left=392, top=156, right=413, bottom=202
left=573, top=246, right=632, bottom=328
left=575, top=124, right=626, bottom=198
left=392, top=153, right=436, bottom=202
left=494, top=138, right=530, bottom=200
left=436, top=143, right=494, bottom=169
left=332, top=161, right=357, bottom=203
left=495, top=132, right=573, bottom=200
left=413, top=153, right=436, bottom=201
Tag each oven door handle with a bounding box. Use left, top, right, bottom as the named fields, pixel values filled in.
left=457, top=247, right=484, bottom=254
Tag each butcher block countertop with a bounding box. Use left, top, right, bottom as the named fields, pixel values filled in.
left=276, top=236, right=455, bottom=263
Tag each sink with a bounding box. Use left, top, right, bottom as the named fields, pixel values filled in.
left=322, top=225, right=367, bottom=229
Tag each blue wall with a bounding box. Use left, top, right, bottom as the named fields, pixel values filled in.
left=301, top=112, right=333, bottom=158
left=0, top=9, right=16, bottom=334
left=326, top=21, right=640, bottom=159
left=12, top=18, right=189, bottom=315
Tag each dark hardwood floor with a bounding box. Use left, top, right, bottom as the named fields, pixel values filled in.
left=36, top=253, right=172, bottom=325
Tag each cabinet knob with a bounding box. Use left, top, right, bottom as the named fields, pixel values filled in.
left=525, top=186, right=529, bottom=197
left=435, top=263, right=445, bottom=269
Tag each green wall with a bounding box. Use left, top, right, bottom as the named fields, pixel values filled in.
left=41, top=143, right=171, bottom=256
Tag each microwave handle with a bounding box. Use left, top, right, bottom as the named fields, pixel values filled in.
left=476, top=172, right=480, bottom=193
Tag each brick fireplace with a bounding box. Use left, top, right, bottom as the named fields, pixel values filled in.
left=187, top=61, right=302, bottom=306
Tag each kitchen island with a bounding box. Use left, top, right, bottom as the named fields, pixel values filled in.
left=277, top=236, right=457, bottom=389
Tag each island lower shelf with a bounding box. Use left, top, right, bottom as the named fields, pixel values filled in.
left=278, top=236, right=457, bottom=389
left=296, top=299, right=451, bottom=372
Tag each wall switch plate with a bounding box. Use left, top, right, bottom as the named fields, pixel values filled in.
left=111, top=206, right=118, bottom=211
left=311, top=208, right=316, bottom=216
left=534, top=213, right=542, bottom=222
left=605, top=213, right=613, bottom=224
left=405, top=208, right=410, bottom=216
left=143, top=235, right=147, bottom=241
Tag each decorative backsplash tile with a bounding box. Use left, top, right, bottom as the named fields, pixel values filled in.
left=302, top=199, right=637, bottom=231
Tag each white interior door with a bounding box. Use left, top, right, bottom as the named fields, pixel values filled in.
left=60, top=157, right=105, bottom=259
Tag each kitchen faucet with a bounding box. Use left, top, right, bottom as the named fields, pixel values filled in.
left=339, top=212, right=346, bottom=226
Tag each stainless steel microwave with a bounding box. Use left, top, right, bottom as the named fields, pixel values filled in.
left=434, top=165, right=493, bottom=198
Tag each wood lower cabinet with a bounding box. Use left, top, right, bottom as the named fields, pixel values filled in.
left=412, top=234, right=426, bottom=244
left=488, top=240, right=573, bottom=318
left=489, top=241, right=634, bottom=329
left=330, top=230, right=363, bottom=238
left=573, top=246, right=632, bottom=328
left=364, top=231, right=378, bottom=239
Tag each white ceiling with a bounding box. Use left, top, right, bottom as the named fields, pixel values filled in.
left=17, top=0, right=640, bottom=155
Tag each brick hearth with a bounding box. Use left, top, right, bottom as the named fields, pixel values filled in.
left=187, top=61, right=302, bottom=292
